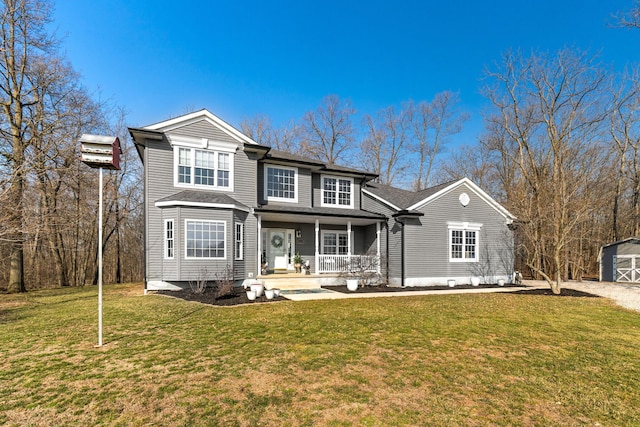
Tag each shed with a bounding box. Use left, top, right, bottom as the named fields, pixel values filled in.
left=599, top=237, right=640, bottom=283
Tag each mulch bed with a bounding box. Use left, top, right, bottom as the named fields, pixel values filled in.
left=155, top=288, right=287, bottom=307
left=155, top=283, right=599, bottom=307
left=511, top=288, right=600, bottom=298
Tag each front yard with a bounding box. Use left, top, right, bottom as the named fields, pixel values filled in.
left=1, top=283, right=640, bottom=426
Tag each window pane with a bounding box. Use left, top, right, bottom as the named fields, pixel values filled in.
left=267, top=167, right=295, bottom=199
left=338, top=234, right=348, bottom=255
left=323, top=177, right=336, bottom=204
left=338, top=179, right=351, bottom=205
left=186, top=221, right=225, bottom=258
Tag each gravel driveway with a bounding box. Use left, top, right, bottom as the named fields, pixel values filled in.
left=525, top=280, right=640, bottom=313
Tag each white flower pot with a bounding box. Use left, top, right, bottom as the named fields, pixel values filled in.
left=250, top=284, right=264, bottom=297
left=272, top=289, right=280, bottom=298
left=346, top=279, right=359, bottom=291
left=246, top=290, right=257, bottom=301
left=448, top=279, right=456, bottom=288
left=471, top=277, right=480, bottom=287
left=264, top=289, right=274, bottom=300
left=497, top=279, right=505, bottom=286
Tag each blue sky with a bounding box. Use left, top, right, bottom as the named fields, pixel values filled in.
left=53, top=0, right=638, bottom=145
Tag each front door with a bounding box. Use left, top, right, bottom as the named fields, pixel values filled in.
left=265, top=229, right=296, bottom=271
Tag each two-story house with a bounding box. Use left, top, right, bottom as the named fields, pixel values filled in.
left=130, top=109, right=516, bottom=291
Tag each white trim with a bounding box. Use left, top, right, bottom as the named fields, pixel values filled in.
left=168, top=134, right=238, bottom=153
left=235, top=223, right=244, bottom=261
left=321, top=175, right=354, bottom=209
left=448, top=226, right=479, bottom=263
left=145, top=109, right=258, bottom=146
left=264, top=164, right=298, bottom=203
left=407, top=178, right=516, bottom=220
left=164, top=219, right=174, bottom=260
left=155, top=201, right=250, bottom=212
left=447, top=221, right=482, bottom=230
left=173, top=146, right=234, bottom=192
left=361, top=188, right=401, bottom=211
left=184, top=219, right=227, bottom=260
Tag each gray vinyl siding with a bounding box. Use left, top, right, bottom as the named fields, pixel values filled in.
left=405, top=183, right=513, bottom=281
left=145, top=136, right=175, bottom=282
left=361, top=192, right=396, bottom=279
left=233, top=149, right=258, bottom=207
left=170, top=119, right=238, bottom=144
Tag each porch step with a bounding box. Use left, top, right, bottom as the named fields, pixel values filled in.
left=257, top=274, right=341, bottom=290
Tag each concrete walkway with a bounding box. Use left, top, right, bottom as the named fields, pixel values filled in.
left=280, top=285, right=529, bottom=301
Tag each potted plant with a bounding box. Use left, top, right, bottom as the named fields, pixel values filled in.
left=293, top=253, right=304, bottom=273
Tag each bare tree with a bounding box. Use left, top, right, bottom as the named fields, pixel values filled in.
left=359, top=106, right=408, bottom=185
left=300, top=95, right=356, bottom=165
left=616, top=1, right=640, bottom=28
left=0, top=0, right=58, bottom=292
left=405, top=92, right=469, bottom=190
left=239, top=114, right=300, bottom=153
left=482, top=49, right=612, bottom=294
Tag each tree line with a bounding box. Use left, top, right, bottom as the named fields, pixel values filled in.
left=0, top=0, right=142, bottom=292
left=3, top=0, right=640, bottom=293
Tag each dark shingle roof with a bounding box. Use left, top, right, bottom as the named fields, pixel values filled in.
left=155, top=190, right=249, bottom=210
left=363, top=180, right=457, bottom=210
left=255, top=204, right=385, bottom=220
left=264, top=149, right=377, bottom=177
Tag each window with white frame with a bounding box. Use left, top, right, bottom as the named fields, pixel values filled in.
left=448, top=223, right=480, bottom=262
left=175, top=147, right=232, bottom=189
left=322, top=231, right=349, bottom=255
left=235, top=223, right=243, bottom=260
left=165, top=219, right=174, bottom=259
left=322, top=176, right=353, bottom=208
left=185, top=220, right=226, bottom=259
left=265, top=165, right=297, bottom=202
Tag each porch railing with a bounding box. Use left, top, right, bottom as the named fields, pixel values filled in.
left=317, top=254, right=380, bottom=274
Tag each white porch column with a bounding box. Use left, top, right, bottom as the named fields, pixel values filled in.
left=347, top=221, right=352, bottom=256
left=376, top=222, right=381, bottom=273
left=257, top=215, right=262, bottom=276
left=315, top=219, right=320, bottom=273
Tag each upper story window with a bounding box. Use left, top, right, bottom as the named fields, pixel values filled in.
left=322, top=176, right=353, bottom=208
left=265, top=165, right=297, bottom=202
left=175, top=146, right=233, bottom=191
left=448, top=222, right=481, bottom=262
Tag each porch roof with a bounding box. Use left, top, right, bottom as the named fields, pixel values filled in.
left=155, top=190, right=250, bottom=211
left=255, top=205, right=386, bottom=225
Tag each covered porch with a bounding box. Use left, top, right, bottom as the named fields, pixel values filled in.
left=255, top=207, right=386, bottom=276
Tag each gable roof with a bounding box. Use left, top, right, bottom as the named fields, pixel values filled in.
left=144, top=109, right=258, bottom=146
left=363, top=180, right=455, bottom=211
left=600, top=237, right=640, bottom=250
left=363, top=178, right=516, bottom=221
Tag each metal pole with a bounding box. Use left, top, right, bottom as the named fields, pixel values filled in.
left=98, top=167, right=103, bottom=347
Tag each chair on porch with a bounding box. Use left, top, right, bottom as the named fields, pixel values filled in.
left=273, top=256, right=287, bottom=274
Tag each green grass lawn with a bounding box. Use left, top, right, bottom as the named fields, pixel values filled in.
left=2, top=284, right=640, bottom=426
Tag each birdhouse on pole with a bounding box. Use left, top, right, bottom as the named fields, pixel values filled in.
left=79, top=134, right=121, bottom=170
